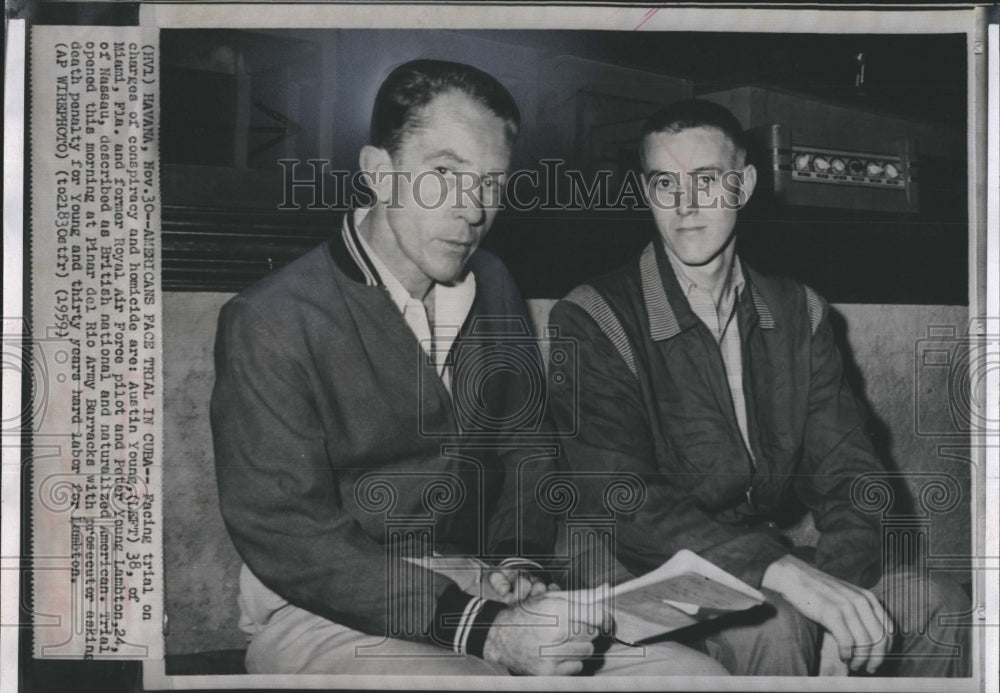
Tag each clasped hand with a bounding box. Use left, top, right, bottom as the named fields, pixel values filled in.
left=482, top=566, right=558, bottom=604
left=481, top=585, right=610, bottom=676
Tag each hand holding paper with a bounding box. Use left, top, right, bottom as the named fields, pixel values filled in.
left=486, top=567, right=551, bottom=604
left=406, top=550, right=765, bottom=648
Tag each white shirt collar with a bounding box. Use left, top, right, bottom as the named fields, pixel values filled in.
left=662, top=241, right=746, bottom=306
left=352, top=206, right=477, bottom=317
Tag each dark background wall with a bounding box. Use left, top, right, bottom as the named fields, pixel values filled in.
left=159, top=28, right=967, bottom=304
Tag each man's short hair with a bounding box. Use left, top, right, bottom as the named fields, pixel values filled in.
left=640, top=99, right=749, bottom=167
left=370, top=59, right=521, bottom=157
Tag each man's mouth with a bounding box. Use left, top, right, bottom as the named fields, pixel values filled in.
left=440, top=238, right=475, bottom=250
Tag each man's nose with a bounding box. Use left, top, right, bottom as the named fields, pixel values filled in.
left=453, top=186, right=487, bottom=226
left=676, top=182, right=698, bottom=217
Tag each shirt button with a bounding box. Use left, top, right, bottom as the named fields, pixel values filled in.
left=767, top=521, right=777, bottom=529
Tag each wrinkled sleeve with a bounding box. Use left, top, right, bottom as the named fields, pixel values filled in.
left=793, top=291, right=884, bottom=588
left=546, top=300, right=788, bottom=589
left=210, top=297, right=494, bottom=650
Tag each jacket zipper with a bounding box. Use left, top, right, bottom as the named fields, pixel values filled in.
left=701, top=324, right=757, bottom=509
left=739, top=315, right=761, bottom=512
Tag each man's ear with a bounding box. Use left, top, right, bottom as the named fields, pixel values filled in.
left=359, top=145, right=393, bottom=203
left=737, top=163, right=757, bottom=209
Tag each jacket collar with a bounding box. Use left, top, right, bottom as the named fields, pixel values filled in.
left=327, top=209, right=384, bottom=287
left=639, top=239, right=775, bottom=342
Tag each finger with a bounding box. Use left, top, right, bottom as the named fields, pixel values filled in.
left=836, top=600, right=875, bottom=671
left=574, top=582, right=611, bottom=603
left=513, top=575, right=534, bottom=602
left=822, top=611, right=857, bottom=666
left=572, top=640, right=595, bottom=658
left=842, top=590, right=889, bottom=673
left=488, top=570, right=511, bottom=597
left=542, top=588, right=607, bottom=632
left=548, top=583, right=561, bottom=591
left=569, top=607, right=610, bottom=635
left=546, top=640, right=595, bottom=658
left=819, top=632, right=849, bottom=676
left=563, top=620, right=600, bottom=643
left=862, top=587, right=894, bottom=638
left=529, top=579, right=548, bottom=597
left=851, top=590, right=886, bottom=643
left=859, top=590, right=894, bottom=673
left=565, top=602, right=605, bottom=631
left=552, top=660, right=584, bottom=676
left=593, top=583, right=614, bottom=632
left=563, top=583, right=613, bottom=633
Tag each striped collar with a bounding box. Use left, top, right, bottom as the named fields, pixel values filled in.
left=328, top=207, right=478, bottom=329
left=639, top=240, right=775, bottom=342
left=327, top=208, right=383, bottom=286
left=353, top=209, right=414, bottom=308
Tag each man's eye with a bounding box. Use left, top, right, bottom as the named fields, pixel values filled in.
left=656, top=177, right=674, bottom=189
left=434, top=166, right=452, bottom=176
left=696, top=173, right=716, bottom=185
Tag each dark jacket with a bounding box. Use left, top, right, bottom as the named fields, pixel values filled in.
left=211, top=213, right=555, bottom=649
left=546, top=239, right=884, bottom=590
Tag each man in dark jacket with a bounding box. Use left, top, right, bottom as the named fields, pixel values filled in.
left=211, top=60, right=724, bottom=678
left=546, top=99, right=970, bottom=677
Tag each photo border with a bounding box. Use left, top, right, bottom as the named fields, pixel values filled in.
left=2, top=3, right=995, bottom=692
left=138, top=3, right=994, bottom=690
